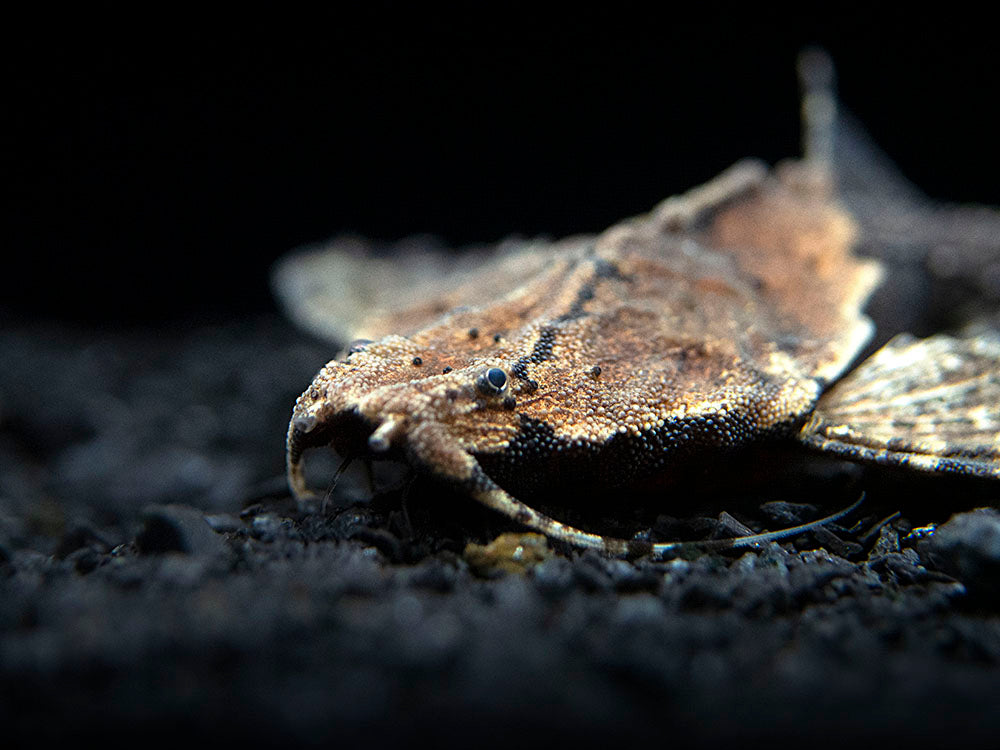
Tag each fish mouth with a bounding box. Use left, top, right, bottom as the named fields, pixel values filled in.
left=286, top=408, right=404, bottom=500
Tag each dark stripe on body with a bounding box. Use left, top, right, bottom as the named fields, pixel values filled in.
left=476, top=409, right=796, bottom=496
left=594, top=258, right=631, bottom=282
left=511, top=258, right=634, bottom=383
left=512, top=326, right=557, bottom=385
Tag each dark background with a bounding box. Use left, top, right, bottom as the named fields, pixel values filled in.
left=5, top=11, right=998, bottom=325
left=4, top=13, right=1000, bottom=747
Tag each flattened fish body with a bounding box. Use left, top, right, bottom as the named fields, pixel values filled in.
left=283, top=160, right=881, bottom=502
left=276, top=52, right=1000, bottom=555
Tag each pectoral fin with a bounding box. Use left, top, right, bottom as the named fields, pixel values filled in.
left=801, top=331, right=1000, bottom=479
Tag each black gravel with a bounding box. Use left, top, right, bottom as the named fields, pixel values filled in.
left=2, top=315, right=999, bottom=748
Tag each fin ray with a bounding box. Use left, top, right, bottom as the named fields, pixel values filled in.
left=803, top=331, right=1000, bottom=479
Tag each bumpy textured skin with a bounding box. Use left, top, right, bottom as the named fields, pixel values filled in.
left=279, top=160, right=883, bottom=555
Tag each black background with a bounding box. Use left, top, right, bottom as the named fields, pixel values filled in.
left=5, top=10, right=998, bottom=324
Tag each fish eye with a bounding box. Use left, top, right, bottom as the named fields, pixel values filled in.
left=477, top=367, right=508, bottom=395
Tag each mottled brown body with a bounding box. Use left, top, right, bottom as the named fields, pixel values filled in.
left=275, top=53, right=1000, bottom=557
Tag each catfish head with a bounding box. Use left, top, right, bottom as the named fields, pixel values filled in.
left=287, top=334, right=522, bottom=502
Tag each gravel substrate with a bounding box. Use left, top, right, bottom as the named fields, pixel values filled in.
left=2, top=315, right=998, bottom=747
